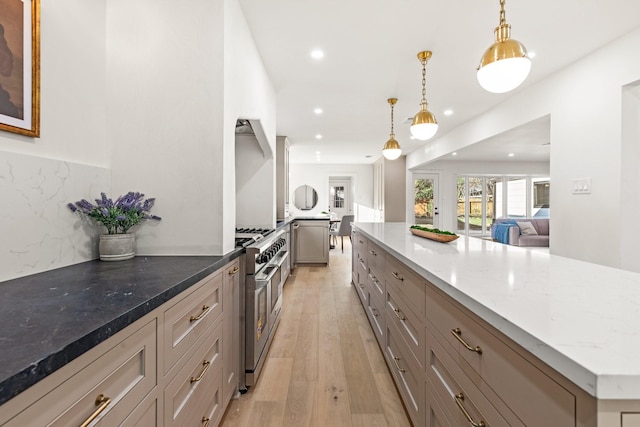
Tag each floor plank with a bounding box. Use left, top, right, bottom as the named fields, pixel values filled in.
left=220, top=238, right=411, bottom=427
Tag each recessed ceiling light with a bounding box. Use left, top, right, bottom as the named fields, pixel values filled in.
left=311, top=49, right=324, bottom=60
left=314, top=108, right=323, bottom=115
left=443, top=109, right=454, bottom=116
left=508, top=153, right=515, bottom=157
left=409, top=136, right=416, bottom=140
left=452, top=152, right=457, bottom=156
left=528, top=51, right=537, bottom=59
left=315, top=151, right=321, bottom=155
left=315, top=134, right=322, bottom=140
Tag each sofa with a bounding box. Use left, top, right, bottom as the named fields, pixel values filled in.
left=491, top=218, right=549, bottom=247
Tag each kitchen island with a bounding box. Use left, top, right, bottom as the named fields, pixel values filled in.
left=353, top=222, right=640, bottom=427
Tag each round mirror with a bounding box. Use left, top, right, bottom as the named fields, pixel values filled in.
left=293, top=185, right=318, bottom=210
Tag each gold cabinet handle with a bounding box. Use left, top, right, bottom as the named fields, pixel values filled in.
left=80, top=394, right=112, bottom=427
left=189, top=305, right=210, bottom=322
left=451, top=328, right=482, bottom=354
left=369, top=250, right=377, bottom=256
left=393, top=308, right=406, bottom=321
left=190, top=360, right=211, bottom=383
left=202, top=416, right=211, bottom=427
left=229, top=266, right=239, bottom=275
left=359, top=240, right=364, bottom=244
left=391, top=272, right=404, bottom=281
left=392, top=356, right=406, bottom=373
left=454, top=393, right=486, bottom=427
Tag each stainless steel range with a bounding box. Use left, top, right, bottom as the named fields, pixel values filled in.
left=236, top=227, right=288, bottom=388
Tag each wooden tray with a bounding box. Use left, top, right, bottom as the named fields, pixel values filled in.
left=409, top=227, right=459, bottom=243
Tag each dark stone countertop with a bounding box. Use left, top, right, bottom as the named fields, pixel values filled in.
left=0, top=252, right=242, bottom=406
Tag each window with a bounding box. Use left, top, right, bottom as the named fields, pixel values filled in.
left=457, top=175, right=550, bottom=236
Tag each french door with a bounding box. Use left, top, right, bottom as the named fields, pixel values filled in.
left=413, top=174, right=439, bottom=228
left=329, top=179, right=352, bottom=219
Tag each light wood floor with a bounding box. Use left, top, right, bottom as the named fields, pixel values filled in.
left=220, top=238, right=411, bottom=427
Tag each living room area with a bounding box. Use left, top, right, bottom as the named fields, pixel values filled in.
left=410, top=116, right=551, bottom=252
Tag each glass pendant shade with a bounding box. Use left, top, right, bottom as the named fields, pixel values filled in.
left=382, top=98, right=402, bottom=160
left=410, top=51, right=438, bottom=141
left=382, top=137, right=402, bottom=160
left=477, top=2, right=531, bottom=94
left=410, top=107, right=439, bottom=140
left=477, top=37, right=531, bottom=93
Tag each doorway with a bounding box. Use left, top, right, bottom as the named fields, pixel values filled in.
left=328, top=178, right=352, bottom=220
left=413, top=174, right=439, bottom=228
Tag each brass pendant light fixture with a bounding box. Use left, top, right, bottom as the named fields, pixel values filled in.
left=477, top=0, right=531, bottom=93
left=410, top=51, right=438, bottom=141
left=382, top=98, right=402, bottom=160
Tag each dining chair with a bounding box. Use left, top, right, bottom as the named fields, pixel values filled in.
left=329, top=215, right=354, bottom=253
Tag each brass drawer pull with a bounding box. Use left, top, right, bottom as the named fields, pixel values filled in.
left=229, top=266, right=239, bottom=275
left=454, top=393, right=486, bottom=427
left=190, top=360, right=211, bottom=383
left=393, top=308, right=406, bottom=321
left=189, top=305, right=210, bottom=322
left=451, top=328, right=482, bottom=354
left=202, top=416, right=211, bottom=427
left=392, top=271, right=404, bottom=281
left=369, top=250, right=377, bottom=256
left=392, top=356, right=406, bottom=373
left=359, top=240, right=364, bottom=244
left=80, top=394, right=112, bottom=427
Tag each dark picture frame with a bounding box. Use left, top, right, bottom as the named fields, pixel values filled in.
left=0, top=0, right=40, bottom=137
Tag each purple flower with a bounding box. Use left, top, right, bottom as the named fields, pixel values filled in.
left=68, top=191, right=160, bottom=234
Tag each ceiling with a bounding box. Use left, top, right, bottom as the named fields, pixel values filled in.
left=237, top=0, right=640, bottom=165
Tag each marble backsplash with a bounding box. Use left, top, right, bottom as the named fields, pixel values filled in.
left=0, top=151, right=109, bottom=282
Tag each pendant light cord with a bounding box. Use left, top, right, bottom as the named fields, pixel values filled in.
left=390, top=101, right=395, bottom=137
left=499, top=0, right=506, bottom=26
left=421, top=59, right=428, bottom=108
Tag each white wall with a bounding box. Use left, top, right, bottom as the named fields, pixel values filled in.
left=0, top=0, right=108, bottom=280
left=409, top=160, right=549, bottom=233
left=106, top=0, right=276, bottom=256
left=408, top=27, right=640, bottom=269
left=289, top=163, right=373, bottom=221
left=1, top=0, right=275, bottom=281
left=620, top=83, right=640, bottom=272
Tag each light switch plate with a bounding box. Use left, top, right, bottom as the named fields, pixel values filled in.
left=572, top=178, right=591, bottom=194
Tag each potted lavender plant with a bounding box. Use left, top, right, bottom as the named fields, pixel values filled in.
left=68, top=192, right=161, bottom=261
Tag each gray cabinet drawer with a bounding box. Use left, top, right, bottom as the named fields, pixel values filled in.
left=5, top=320, right=156, bottom=427
left=163, top=271, right=223, bottom=376
left=367, top=241, right=385, bottom=279
left=426, top=286, right=576, bottom=426
left=427, top=327, right=517, bottom=427
left=385, top=319, right=425, bottom=427
left=385, top=255, right=425, bottom=318
left=366, top=285, right=385, bottom=349
left=164, top=320, right=223, bottom=427
left=386, top=285, right=425, bottom=369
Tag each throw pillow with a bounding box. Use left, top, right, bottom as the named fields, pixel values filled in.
left=516, top=221, right=538, bottom=235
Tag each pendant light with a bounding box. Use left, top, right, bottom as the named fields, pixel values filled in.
left=410, top=51, right=438, bottom=141
left=382, top=98, right=402, bottom=160
left=477, top=0, right=531, bottom=93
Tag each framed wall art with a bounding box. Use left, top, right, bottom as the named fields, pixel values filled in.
left=0, top=0, right=40, bottom=137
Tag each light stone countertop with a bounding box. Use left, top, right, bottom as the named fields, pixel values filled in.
left=354, top=222, right=640, bottom=400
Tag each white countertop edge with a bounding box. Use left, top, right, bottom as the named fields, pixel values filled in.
left=353, top=222, right=638, bottom=400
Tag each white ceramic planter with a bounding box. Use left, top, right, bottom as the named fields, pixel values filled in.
left=99, top=233, right=135, bottom=261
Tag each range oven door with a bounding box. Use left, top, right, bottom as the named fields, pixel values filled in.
left=245, top=262, right=279, bottom=386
